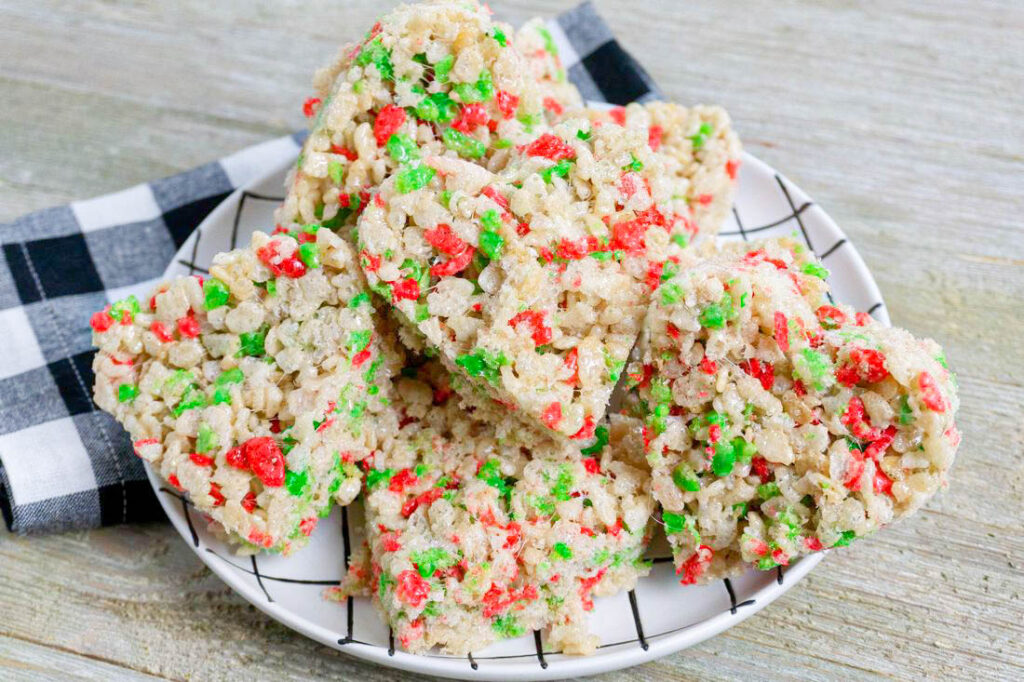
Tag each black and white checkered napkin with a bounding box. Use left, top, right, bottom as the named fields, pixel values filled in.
left=0, top=2, right=661, bottom=535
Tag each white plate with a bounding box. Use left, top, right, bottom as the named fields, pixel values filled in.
left=150, top=147, right=889, bottom=681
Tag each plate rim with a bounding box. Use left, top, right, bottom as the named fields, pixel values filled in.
left=147, top=148, right=887, bottom=681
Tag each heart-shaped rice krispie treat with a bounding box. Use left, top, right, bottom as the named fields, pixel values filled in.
left=621, top=238, right=959, bottom=583
left=354, top=116, right=706, bottom=440
left=333, top=361, right=654, bottom=655
left=274, top=0, right=557, bottom=239
left=91, top=229, right=402, bottom=554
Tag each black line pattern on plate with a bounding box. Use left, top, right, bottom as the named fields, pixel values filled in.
left=251, top=555, right=274, bottom=603
left=719, top=201, right=813, bottom=237
left=628, top=590, right=649, bottom=650
left=176, top=259, right=209, bottom=274
left=722, top=578, right=756, bottom=615
left=533, top=631, right=548, bottom=669
left=388, top=628, right=396, bottom=657
left=203, top=549, right=341, bottom=584
left=468, top=653, right=478, bottom=670
left=819, top=238, right=847, bottom=259
left=337, top=505, right=356, bottom=646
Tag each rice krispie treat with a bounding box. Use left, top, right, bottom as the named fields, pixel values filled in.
left=515, top=18, right=583, bottom=117
left=583, top=102, right=742, bottom=243
left=623, top=239, right=959, bottom=583
left=91, top=229, right=402, bottom=554
left=274, top=0, right=550, bottom=238
left=356, top=116, right=697, bottom=440
left=337, top=362, right=654, bottom=655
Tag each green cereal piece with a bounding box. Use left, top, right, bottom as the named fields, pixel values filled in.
left=757, top=482, right=781, bottom=500
left=355, top=37, right=393, bottom=80
left=434, top=54, right=454, bottom=83
left=476, top=459, right=512, bottom=498
left=540, top=159, right=572, bottom=183
left=672, top=463, right=701, bottom=491
left=793, top=347, right=835, bottom=392
left=623, top=154, right=643, bottom=172
left=661, top=260, right=679, bottom=282
left=414, top=303, right=430, bottom=322
left=348, top=329, right=372, bottom=353
left=298, top=242, right=320, bottom=269
left=171, top=385, right=206, bottom=417
left=202, top=278, right=230, bottom=310
left=348, top=291, right=370, bottom=308
left=478, top=229, right=504, bottom=260
left=117, top=384, right=139, bottom=403
left=284, top=469, right=309, bottom=497
left=576, top=128, right=592, bottom=141
left=442, top=126, right=486, bottom=159
left=700, top=302, right=726, bottom=329
left=415, top=91, right=458, bottom=124
left=493, top=138, right=513, bottom=149
left=832, top=529, right=857, bottom=547
left=579, top=425, right=609, bottom=455
left=671, top=233, right=688, bottom=248
left=552, top=542, right=573, bottom=560
left=412, top=547, right=455, bottom=578
left=491, top=27, right=507, bottom=46
left=265, top=278, right=277, bottom=296
left=757, top=556, right=778, bottom=570
left=690, top=122, right=713, bottom=148
left=366, top=468, right=394, bottom=490
left=660, top=282, right=684, bottom=305
left=328, top=159, right=344, bottom=185
left=733, top=437, right=757, bottom=463
left=550, top=464, right=574, bottom=501
left=662, top=511, right=686, bottom=535
left=479, top=209, right=502, bottom=232
left=386, top=133, right=420, bottom=163
left=801, top=262, right=829, bottom=280
left=537, top=25, right=558, bottom=55
left=455, top=347, right=508, bottom=385
left=196, top=423, right=218, bottom=453
left=492, top=614, right=525, bottom=639
left=650, top=378, right=672, bottom=404
left=712, top=440, right=736, bottom=476
left=236, top=327, right=267, bottom=358
left=395, top=164, right=436, bottom=194
left=732, top=502, right=748, bottom=519
left=898, top=395, right=913, bottom=425
left=109, top=295, right=140, bottom=322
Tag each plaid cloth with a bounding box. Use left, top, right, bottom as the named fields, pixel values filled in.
left=0, top=2, right=661, bottom=535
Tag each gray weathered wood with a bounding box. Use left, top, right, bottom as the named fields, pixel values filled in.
left=1, top=0, right=1022, bottom=680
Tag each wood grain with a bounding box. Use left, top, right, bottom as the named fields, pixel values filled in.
left=1, top=0, right=1022, bottom=680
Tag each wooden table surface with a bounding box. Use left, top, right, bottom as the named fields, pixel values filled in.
left=2, top=1, right=1022, bottom=679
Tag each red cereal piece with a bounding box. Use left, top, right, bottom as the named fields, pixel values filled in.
left=360, top=249, right=382, bottom=273
left=740, top=358, right=775, bottom=391
left=855, top=311, right=872, bottom=326
left=508, top=310, right=552, bottom=346
left=189, top=452, right=214, bottom=467
left=495, top=90, right=519, bottom=119
left=841, top=396, right=882, bottom=441
left=583, top=457, right=601, bottom=474
left=519, top=133, right=576, bottom=161
left=873, top=466, right=894, bottom=496
left=648, top=125, right=663, bottom=151
left=299, top=517, right=318, bottom=536
left=563, top=347, right=580, bottom=386
left=401, top=487, right=445, bottom=518
left=540, top=401, right=562, bottom=429
left=132, top=439, right=158, bottom=457
left=570, top=415, right=596, bottom=440
left=242, top=436, right=286, bottom=487
left=388, top=468, right=418, bottom=493
left=804, top=537, right=823, bottom=551
left=918, top=372, right=946, bottom=412
left=90, top=310, right=114, bottom=333
left=542, top=96, right=564, bottom=115
left=373, top=104, right=407, bottom=146
left=177, top=314, right=200, bottom=339
left=302, top=97, right=321, bottom=118
left=209, top=483, right=226, bottom=507
left=699, top=355, right=717, bottom=375
left=391, top=277, right=421, bottom=302
left=725, top=159, right=740, bottom=180
left=578, top=568, right=607, bottom=611
left=225, top=446, right=247, bottom=470
left=750, top=456, right=771, bottom=482
left=816, top=304, right=847, bottom=329
left=774, top=312, right=789, bottom=352
left=423, top=223, right=470, bottom=256
left=836, top=347, right=889, bottom=387
left=678, top=545, right=713, bottom=585
left=330, top=145, right=358, bottom=161
left=150, top=321, right=174, bottom=343
left=248, top=529, right=274, bottom=548
left=352, top=348, right=372, bottom=367
left=452, top=102, right=490, bottom=132
left=609, top=107, right=626, bottom=125
left=167, top=474, right=182, bottom=490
